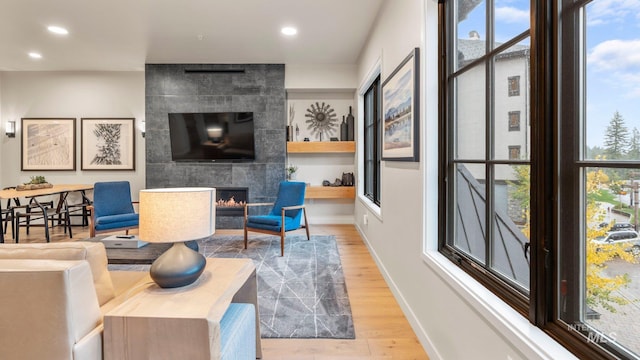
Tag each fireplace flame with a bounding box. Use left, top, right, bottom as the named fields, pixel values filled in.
left=216, top=196, right=246, bottom=208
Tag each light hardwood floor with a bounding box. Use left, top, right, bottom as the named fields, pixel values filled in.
left=7, top=222, right=429, bottom=359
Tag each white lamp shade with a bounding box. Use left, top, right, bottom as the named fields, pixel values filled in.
left=207, top=128, right=223, bottom=138
left=139, top=187, right=216, bottom=243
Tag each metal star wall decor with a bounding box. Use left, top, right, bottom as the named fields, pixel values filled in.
left=305, top=102, right=338, bottom=140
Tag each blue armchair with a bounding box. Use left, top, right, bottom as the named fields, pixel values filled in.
left=243, top=181, right=310, bottom=256
left=88, top=181, right=139, bottom=237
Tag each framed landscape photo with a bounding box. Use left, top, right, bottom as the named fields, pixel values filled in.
left=21, top=118, right=76, bottom=171
left=81, top=118, right=135, bottom=170
left=381, top=47, right=420, bottom=162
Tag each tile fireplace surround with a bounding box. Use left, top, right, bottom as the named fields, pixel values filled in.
left=144, top=64, right=286, bottom=228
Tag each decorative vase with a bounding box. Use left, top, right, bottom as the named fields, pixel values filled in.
left=346, top=106, right=354, bottom=141
left=286, top=126, right=293, bottom=142
left=340, top=116, right=348, bottom=141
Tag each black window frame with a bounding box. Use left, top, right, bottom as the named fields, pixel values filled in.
left=508, top=111, right=521, bottom=131
left=508, top=76, right=521, bottom=96
left=364, top=75, right=381, bottom=206
left=439, top=0, right=638, bottom=357
left=508, top=145, right=521, bottom=160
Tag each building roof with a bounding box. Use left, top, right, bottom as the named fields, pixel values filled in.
left=455, top=164, right=530, bottom=289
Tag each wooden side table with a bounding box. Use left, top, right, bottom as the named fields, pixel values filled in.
left=103, top=258, right=261, bottom=360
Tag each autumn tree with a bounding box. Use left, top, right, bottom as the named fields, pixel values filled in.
left=509, top=165, right=635, bottom=312
left=585, top=169, right=635, bottom=312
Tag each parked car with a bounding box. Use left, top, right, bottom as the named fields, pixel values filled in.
left=610, top=222, right=635, bottom=232
left=592, top=230, right=640, bottom=255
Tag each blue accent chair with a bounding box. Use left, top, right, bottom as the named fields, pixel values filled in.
left=243, top=181, right=310, bottom=256
left=88, top=181, right=139, bottom=237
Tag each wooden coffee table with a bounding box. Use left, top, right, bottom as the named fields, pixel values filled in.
left=84, top=236, right=198, bottom=264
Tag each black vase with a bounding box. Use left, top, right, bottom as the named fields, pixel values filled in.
left=286, top=126, right=293, bottom=141
left=340, top=116, right=348, bottom=141
left=346, top=106, right=354, bottom=141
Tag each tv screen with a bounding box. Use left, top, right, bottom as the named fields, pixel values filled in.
left=168, top=112, right=255, bottom=162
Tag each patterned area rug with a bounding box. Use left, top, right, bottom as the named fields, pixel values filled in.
left=109, top=234, right=355, bottom=339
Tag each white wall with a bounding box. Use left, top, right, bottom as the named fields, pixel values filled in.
left=355, top=0, right=575, bottom=359
left=0, top=71, right=146, bottom=202
left=285, top=66, right=359, bottom=224
left=285, top=64, right=358, bottom=90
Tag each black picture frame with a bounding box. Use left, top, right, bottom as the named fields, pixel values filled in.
left=381, top=47, right=420, bottom=162
left=81, top=118, right=135, bottom=170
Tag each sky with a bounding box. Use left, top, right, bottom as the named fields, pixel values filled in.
left=457, top=0, right=640, bottom=148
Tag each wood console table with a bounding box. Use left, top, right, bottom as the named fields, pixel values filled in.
left=104, top=258, right=261, bottom=360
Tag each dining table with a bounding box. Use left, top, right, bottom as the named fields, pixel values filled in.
left=0, top=184, right=93, bottom=242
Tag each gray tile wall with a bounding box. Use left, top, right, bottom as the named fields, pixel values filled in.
left=145, top=64, right=286, bottom=228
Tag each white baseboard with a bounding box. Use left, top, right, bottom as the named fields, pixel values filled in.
left=354, top=224, right=441, bottom=360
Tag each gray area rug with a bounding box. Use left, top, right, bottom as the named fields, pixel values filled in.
left=109, top=234, right=355, bottom=339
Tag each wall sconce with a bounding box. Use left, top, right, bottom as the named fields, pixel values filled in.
left=5, top=121, right=16, bottom=138
left=140, top=121, right=146, bottom=138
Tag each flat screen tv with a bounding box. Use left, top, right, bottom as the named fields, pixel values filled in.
left=168, top=112, right=255, bottom=162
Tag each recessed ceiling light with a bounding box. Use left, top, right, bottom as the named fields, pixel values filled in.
left=28, top=52, right=42, bottom=59
left=47, top=25, right=69, bottom=35
left=281, top=27, right=297, bottom=36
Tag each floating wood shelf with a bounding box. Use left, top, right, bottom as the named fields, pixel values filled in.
left=306, top=186, right=355, bottom=199
left=287, top=141, right=355, bottom=153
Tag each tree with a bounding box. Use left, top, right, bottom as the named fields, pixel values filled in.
left=603, top=111, right=630, bottom=160
left=510, top=165, right=635, bottom=312
left=585, top=169, right=635, bottom=312
left=628, top=127, right=640, bottom=160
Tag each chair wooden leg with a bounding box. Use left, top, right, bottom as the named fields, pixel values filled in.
left=280, top=210, right=286, bottom=256
left=280, top=227, right=285, bottom=257
left=14, top=213, right=19, bottom=243
left=303, top=207, right=310, bottom=240
left=65, top=209, right=73, bottom=239
left=243, top=205, right=249, bottom=249
left=43, top=208, right=50, bottom=243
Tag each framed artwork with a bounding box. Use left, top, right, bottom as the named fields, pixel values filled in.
left=81, top=118, right=135, bottom=170
left=21, top=118, right=76, bottom=171
left=381, top=47, right=420, bottom=162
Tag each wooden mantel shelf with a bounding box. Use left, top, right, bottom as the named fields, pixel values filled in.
left=287, top=141, right=355, bottom=153
left=306, top=186, right=355, bottom=199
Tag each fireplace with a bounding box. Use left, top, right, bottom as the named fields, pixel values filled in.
left=216, top=187, right=248, bottom=217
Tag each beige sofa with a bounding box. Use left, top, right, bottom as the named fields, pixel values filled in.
left=0, top=242, right=147, bottom=360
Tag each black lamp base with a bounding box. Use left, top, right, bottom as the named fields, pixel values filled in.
left=150, top=241, right=206, bottom=288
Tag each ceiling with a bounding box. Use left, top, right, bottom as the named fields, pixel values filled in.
left=0, top=0, right=385, bottom=72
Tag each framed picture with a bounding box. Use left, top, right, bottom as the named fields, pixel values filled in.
left=81, top=118, right=135, bottom=170
left=381, top=47, right=420, bottom=162
left=21, top=118, right=76, bottom=171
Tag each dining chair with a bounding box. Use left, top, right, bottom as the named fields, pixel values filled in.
left=88, top=181, right=139, bottom=237
left=243, top=181, right=309, bottom=256
left=14, top=201, right=72, bottom=243
left=0, top=205, right=14, bottom=243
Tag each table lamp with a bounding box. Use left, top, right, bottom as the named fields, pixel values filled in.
left=139, top=187, right=216, bottom=288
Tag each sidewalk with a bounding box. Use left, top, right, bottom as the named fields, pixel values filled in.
left=589, top=259, right=640, bottom=354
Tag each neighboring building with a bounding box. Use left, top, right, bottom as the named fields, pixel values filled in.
left=456, top=34, right=530, bottom=223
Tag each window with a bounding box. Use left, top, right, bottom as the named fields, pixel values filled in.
left=442, top=0, right=531, bottom=306
left=508, top=111, right=520, bottom=131
left=508, top=146, right=521, bottom=160
left=441, top=0, right=640, bottom=357
left=364, top=75, right=381, bottom=205
left=508, top=76, right=520, bottom=96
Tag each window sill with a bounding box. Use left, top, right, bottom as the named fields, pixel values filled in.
left=421, top=250, right=577, bottom=360
left=357, top=194, right=381, bottom=221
